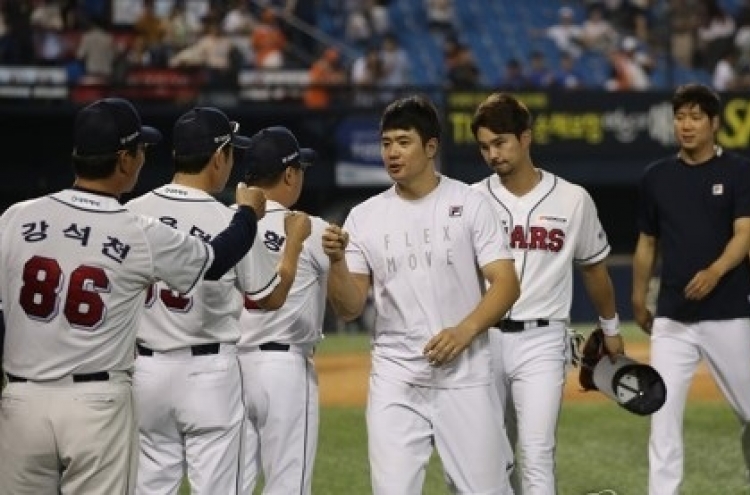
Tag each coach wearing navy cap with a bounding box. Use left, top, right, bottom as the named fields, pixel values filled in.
left=244, top=126, right=316, bottom=182
left=238, top=125, right=325, bottom=495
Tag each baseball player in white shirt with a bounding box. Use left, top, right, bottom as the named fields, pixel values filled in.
left=126, top=108, right=311, bottom=495
left=236, top=126, right=327, bottom=495
left=0, top=98, right=266, bottom=495
left=323, top=95, right=520, bottom=495
left=470, top=93, right=624, bottom=495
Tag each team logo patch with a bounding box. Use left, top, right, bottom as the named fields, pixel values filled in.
left=449, top=205, right=463, bottom=217
left=712, top=184, right=724, bottom=195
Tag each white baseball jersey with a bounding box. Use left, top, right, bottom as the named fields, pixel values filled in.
left=344, top=175, right=513, bottom=387
left=126, top=184, right=280, bottom=350
left=0, top=188, right=214, bottom=380
left=473, top=170, right=610, bottom=320
left=238, top=199, right=330, bottom=347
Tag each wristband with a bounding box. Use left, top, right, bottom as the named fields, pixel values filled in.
left=599, top=314, right=620, bottom=337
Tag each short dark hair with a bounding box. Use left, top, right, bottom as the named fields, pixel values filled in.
left=672, top=83, right=721, bottom=118
left=471, top=92, right=532, bottom=139
left=380, top=95, right=442, bottom=145
left=71, top=147, right=138, bottom=180
left=172, top=146, right=231, bottom=175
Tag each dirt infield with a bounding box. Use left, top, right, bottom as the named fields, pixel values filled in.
left=316, top=342, right=722, bottom=406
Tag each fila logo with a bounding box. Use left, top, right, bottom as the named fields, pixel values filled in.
left=449, top=205, right=463, bottom=217
left=712, top=184, right=724, bottom=195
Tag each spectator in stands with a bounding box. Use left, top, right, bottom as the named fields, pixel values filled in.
left=169, top=15, right=238, bottom=87
left=496, top=58, right=529, bottom=91
left=580, top=3, right=619, bottom=54
left=532, top=6, right=584, bottom=58
left=31, top=0, right=65, bottom=66
left=344, top=0, right=389, bottom=49
left=304, top=47, right=347, bottom=109
left=444, top=38, right=481, bottom=89
left=76, top=16, right=115, bottom=81
left=525, top=50, right=554, bottom=89
left=425, top=0, right=454, bottom=35
left=380, top=33, right=410, bottom=89
left=605, top=36, right=652, bottom=91
left=669, top=0, right=699, bottom=68
left=251, top=7, right=287, bottom=69
left=695, top=0, right=736, bottom=71
left=550, top=51, right=584, bottom=90
left=163, top=0, right=202, bottom=56
left=134, top=0, right=169, bottom=67
left=712, top=45, right=750, bottom=90
left=351, top=43, right=384, bottom=106
left=222, top=0, right=255, bottom=66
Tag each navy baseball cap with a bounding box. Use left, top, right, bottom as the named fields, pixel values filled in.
left=244, top=126, right=316, bottom=180
left=74, top=97, right=162, bottom=156
left=173, top=107, right=252, bottom=157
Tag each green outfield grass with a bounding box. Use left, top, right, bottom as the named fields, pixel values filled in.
left=178, top=325, right=749, bottom=494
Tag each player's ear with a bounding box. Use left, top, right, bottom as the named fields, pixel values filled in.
left=425, top=138, right=438, bottom=159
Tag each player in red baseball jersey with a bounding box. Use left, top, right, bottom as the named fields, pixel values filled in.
left=126, top=107, right=310, bottom=495
left=0, top=98, right=266, bottom=495
left=471, top=93, right=624, bottom=494
left=323, top=95, right=520, bottom=495
left=237, top=126, right=325, bottom=495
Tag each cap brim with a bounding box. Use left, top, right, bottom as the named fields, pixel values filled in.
left=231, top=134, right=252, bottom=149
left=300, top=148, right=317, bottom=165
left=141, top=126, right=162, bottom=145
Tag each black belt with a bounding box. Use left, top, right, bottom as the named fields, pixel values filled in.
left=498, top=319, right=550, bottom=332
left=259, top=342, right=291, bottom=352
left=6, top=371, right=110, bottom=383
left=136, top=343, right=221, bottom=356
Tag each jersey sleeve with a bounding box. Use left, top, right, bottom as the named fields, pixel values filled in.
left=574, top=189, right=611, bottom=265
left=308, top=216, right=332, bottom=276
left=342, top=208, right=371, bottom=275
left=469, top=191, right=513, bottom=268
left=236, top=230, right=281, bottom=301
left=140, top=215, right=213, bottom=294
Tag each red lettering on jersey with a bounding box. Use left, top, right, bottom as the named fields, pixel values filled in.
left=510, top=225, right=528, bottom=249
left=547, top=228, right=565, bottom=252
left=509, top=226, right=566, bottom=251
left=529, top=226, right=547, bottom=249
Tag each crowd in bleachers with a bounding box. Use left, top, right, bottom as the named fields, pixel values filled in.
left=1, top=0, right=750, bottom=104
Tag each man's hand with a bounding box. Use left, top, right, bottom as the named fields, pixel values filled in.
left=632, top=302, right=654, bottom=334
left=603, top=334, right=625, bottom=362
left=235, top=183, right=267, bottom=219
left=323, top=224, right=349, bottom=262
left=423, top=326, right=474, bottom=366
left=684, top=266, right=722, bottom=300
left=284, top=211, right=311, bottom=244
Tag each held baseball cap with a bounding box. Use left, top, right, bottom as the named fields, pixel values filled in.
left=244, top=126, right=317, bottom=180
left=73, top=97, right=162, bottom=156
left=172, top=107, right=252, bottom=157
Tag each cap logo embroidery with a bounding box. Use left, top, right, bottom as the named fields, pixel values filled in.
left=282, top=151, right=300, bottom=164
left=120, top=130, right=139, bottom=145
left=214, top=133, right=230, bottom=143
left=712, top=184, right=724, bottom=195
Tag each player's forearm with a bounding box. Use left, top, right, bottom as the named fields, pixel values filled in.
left=631, top=234, right=657, bottom=307
left=580, top=262, right=617, bottom=319
left=458, top=268, right=520, bottom=338
left=327, top=260, right=367, bottom=322
left=708, top=218, right=750, bottom=278
left=205, top=206, right=258, bottom=281
left=261, top=241, right=304, bottom=310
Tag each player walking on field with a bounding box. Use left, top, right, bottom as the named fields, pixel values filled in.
left=126, top=107, right=310, bottom=495
left=238, top=126, right=326, bottom=495
left=323, top=95, right=521, bottom=495
left=631, top=83, right=750, bottom=495
left=470, top=93, right=624, bottom=495
left=0, top=98, right=266, bottom=495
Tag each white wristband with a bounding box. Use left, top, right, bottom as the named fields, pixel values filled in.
left=599, top=314, right=620, bottom=336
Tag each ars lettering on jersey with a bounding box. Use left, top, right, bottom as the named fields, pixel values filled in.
left=382, top=225, right=455, bottom=273
left=509, top=225, right=565, bottom=252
